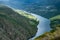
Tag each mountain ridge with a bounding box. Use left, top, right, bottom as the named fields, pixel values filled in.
left=0, top=5, right=38, bottom=40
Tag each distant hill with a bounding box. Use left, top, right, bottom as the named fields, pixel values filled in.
left=0, top=5, right=38, bottom=40
left=35, top=15, right=60, bottom=40
left=26, top=5, right=60, bottom=19
left=0, top=0, right=60, bottom=19
left=9, top=0, right=60, bottom=19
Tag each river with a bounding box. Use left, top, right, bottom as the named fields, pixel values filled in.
left=29, top=13, right=51, bottom=40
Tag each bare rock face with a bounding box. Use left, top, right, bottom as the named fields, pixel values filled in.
left=0, top=5, right=38, bottom=40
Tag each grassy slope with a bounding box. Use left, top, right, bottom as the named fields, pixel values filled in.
left=35, top=15, right=60, bottom=40
left=50, top=15, right=60, bottom=20
left=0, top=5, right=38, bottom=40
left=14, top=9, right=37, bottom=20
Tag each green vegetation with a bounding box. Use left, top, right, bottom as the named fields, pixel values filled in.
left=50, top=15, right=60, bottom=20
left=0, top=5, right=38, bottom=40
left=15, top=9, right=38, bottom=21
left=50, top=15, right=60, bottom=30
left=35, top=15, right=60, bottom=40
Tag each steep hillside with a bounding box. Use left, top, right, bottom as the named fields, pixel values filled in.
left=0, top=5, right=38, bottom=40
left=35, top=15, right=60, bottom=40
left=14, top=9, right=37, bottom=21
left=50, top=15, right=60, bottom=29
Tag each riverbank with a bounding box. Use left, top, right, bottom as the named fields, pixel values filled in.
left=29, top=13, right=51, bottom=40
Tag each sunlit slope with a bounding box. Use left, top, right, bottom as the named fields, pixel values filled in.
left=35, top=29, right=60, bottom=40
left=50, top=15, right=60, bottom=30
left=15, top=9, right=37, bottom=20
left=0, top=5, right=38, bottom=40
left=35, top=15, right=60, bottom=40
left=50, top=15, right=60, bottom=20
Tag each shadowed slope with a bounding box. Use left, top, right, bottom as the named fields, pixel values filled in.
left=0, top=5, right=38, bottom=40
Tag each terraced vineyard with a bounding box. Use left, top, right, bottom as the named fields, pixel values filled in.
left=0, top=5, right=38, bottom=40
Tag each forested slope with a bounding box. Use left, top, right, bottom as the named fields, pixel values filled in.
left=0, top=5, right=38, bottom=40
